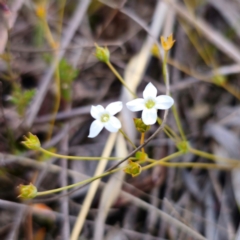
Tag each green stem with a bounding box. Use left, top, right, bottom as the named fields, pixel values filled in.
left=119, top=129, right=137, bottom=149
left=142, top=151, right=183, bottom=170
left=106, top=61, right=137, bottom=98
left=159, top=161, right=233, bottom=170
left=162, top=50, right=186, bottom=141
left=162, top=51, right=168, bottom=85
left=171, top=105, right=186, bottom=141
left=222, top=83, right=240, bottom=101
left=189, top=148, right=240, bottom=166
left=157, top=117, right=180, bottom=142
left=140, top=133, right=145, bottom=153
left=39, top=147, right=122, bottom=160
left=37, top=167, right=120, bottom=196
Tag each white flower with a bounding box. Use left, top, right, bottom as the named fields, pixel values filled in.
left=126, top=82, right=174, bottom=125
left=88, top=101, right=122, bottom=138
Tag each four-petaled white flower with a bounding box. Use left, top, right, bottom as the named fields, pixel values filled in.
left=126, top=82, right=174, bottom=125
left=88, top=102, right=122, bottom=138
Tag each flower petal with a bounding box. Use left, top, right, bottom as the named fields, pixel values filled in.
left=105, top=116, right=121, bottom=132
left=126, top=98, right=144, bottom=112
left=90, top=105, right=105, bottom=119
left=155, top=95, right=174, bottom=109
left=142, top=108, right=157, bottom=125
left=106, top=101, right=123, bottom=115
left=88, top=120, right=104, bottom=138
left=143, top=82, right=157, bottom=99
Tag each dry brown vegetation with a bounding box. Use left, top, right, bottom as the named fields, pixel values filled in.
left=1, top=0, right=240, bottom=239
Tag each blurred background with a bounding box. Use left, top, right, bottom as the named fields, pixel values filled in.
left=1, top=0, right=240, bottom=239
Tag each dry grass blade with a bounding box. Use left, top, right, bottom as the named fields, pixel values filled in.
left=208, top=0, right=240, bottom=38
left=1, top=153, right=89, bottom=182
left=0, top=26, right=8, bottom=54
left=25, top=0, right=91, bottom=128
left=205, top=123, right=240, bottom=158
left=94, top=134, right=127, bottom=240
left=0, top=0, right=24, bottom=54
left=165, top=0, right=240, bottom=62
left=70, top=133, right=118, bottom=240
left=121, top=191, right=207, bottom=240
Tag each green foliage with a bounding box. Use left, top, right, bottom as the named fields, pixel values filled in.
left=59, top=58, right=79, bottom=101
left=43, top=55, right=79, bottom=102
left=34, top=21, right=44, bottom=47
left=10, top=84, right=36, bottom=116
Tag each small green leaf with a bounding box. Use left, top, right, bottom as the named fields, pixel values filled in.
left=10, top=84, right=36, bottom=116
left=59, top=58, right=79, bottom=101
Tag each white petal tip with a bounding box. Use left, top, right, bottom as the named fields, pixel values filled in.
left=88, top=134, right=95, bottom=138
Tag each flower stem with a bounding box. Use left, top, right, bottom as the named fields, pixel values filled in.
left=36, top=167, right=120, bottom=196
left=145, top=151, right=236, bottom=170
left=39, top=11, right=60, bottom=140
left=162, top=50, right=186, bottom=141
left=159, top=161, right=234, bottom=170
left=222, top=83, right=240, bottom=101
left=142, top=151, right=183, bottom=170
left=106, top=61, right=137, bottom=98
left=171, top=105, right=186, bottom=141
left=189, top=148, right=240, bottom=166
left=46, top=67, right=61, bottom=140
left=140, top=133, right=145, bottom=153
left=118, top=129, right=137, bottom=149
left=157, top=117, right=180, bottom=142
left=41, top=17, right=57, bottom=49
left=162, top=51, right=168, bottom=85
left=39, top=147, right=122, bottom=160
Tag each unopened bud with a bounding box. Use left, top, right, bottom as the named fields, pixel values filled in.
left=133, top=118, right=150, bottom=133
left=212, top=75, right=227, bottom=86
left=135, top=151, right=148, bottom=161
left=151, top=44, right=160, bottom=58
left=95, top=44, right=110, bottom=63
left=124, top=160, right=142, bottom=177
left=18, top=183, right=38, bottom=199
left=21, top=132, right=41, bottom=150
left=35, top=4, right=46, bottom=19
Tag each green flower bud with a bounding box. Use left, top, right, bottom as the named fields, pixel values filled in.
left=133, top=118, right=150, bottom=133
left=18, top=183, right=38, bottom=199
left=124, top=160, right=142, bottom=177
left=21, top=132, right=41, bottom=150
left=212, top=75, right=227, bottom=86
left=135, top=151, right=148, bottom=161
left=95, top=44, right=110, bottom=63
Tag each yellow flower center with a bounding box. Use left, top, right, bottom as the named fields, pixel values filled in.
left=145, top=99, right=155, bottom=109
left=101, top=114, right=110, bottom=123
